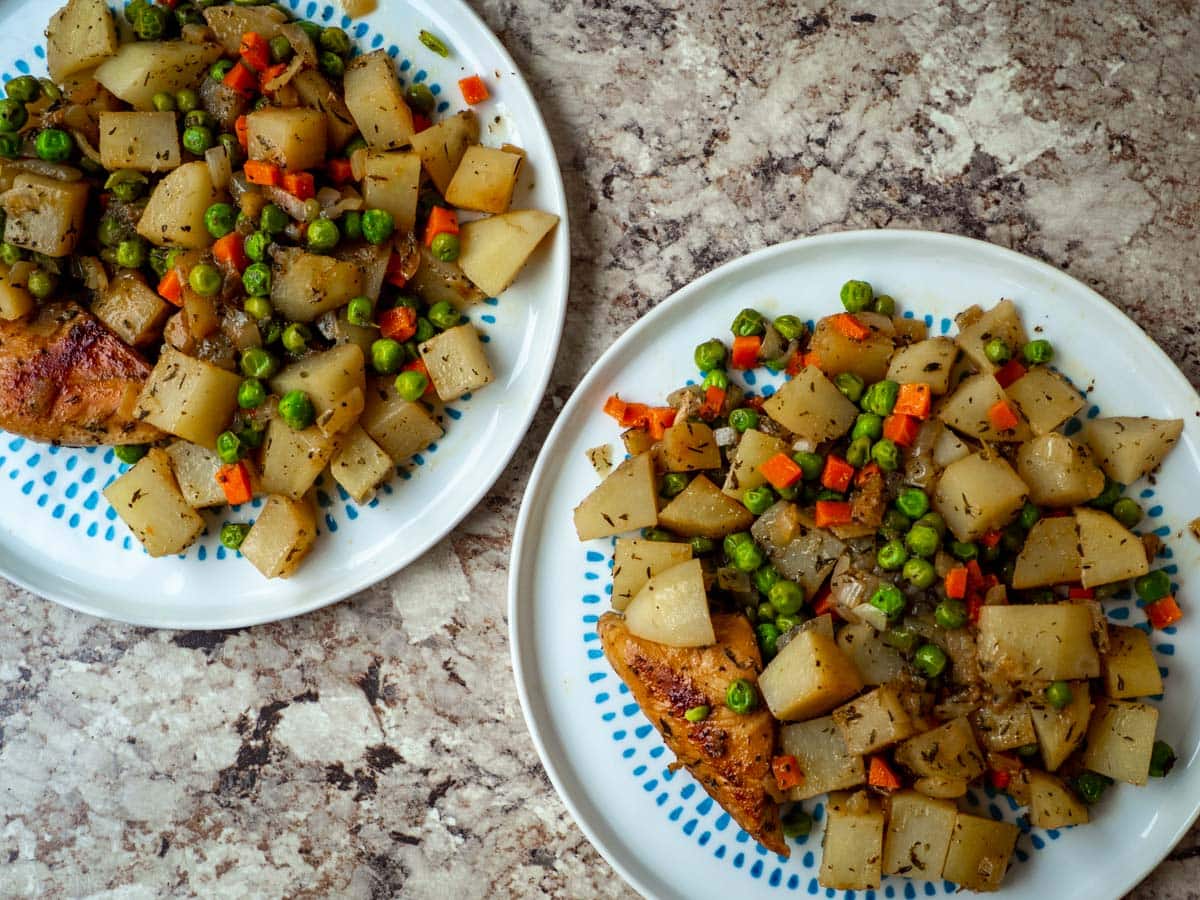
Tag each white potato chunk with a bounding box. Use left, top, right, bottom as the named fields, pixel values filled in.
left=1081, top=416, right=1184, bottom=485
left=573, top=452, right=658, bottom=541
left=135, top=346, right=242, bottom=448
left=418, top=324, right=493, bottom=402
left=1103, top=625, right=1164, bottom=700
left=2, top=174, right=89, bottom=257
left=942, top=814, right=1018, bottom=892
left=885, top=337, right=958, bottom=394
left=163, top=440, right=226, bottom=509
left=1077, top=506, right=1150, bottom=588
left=246, top=108, right=327, bottom=171
left=102, top=448, right=204, bottom=557
left=458, top=209, right=560, bottom=298
left=763, top=366, right=859, bottom=444
left=445, top=145, right=523, bottom=214
left=98, top=111, right=180, bottom=172
left=933, top=453, right=1028, bottom=542
left=938, top=374, right=1031, bottom=442
left=1012, top=515, right=1081, bottom=588
left=623, top=559, right=715, bottom=647
left=330, top=424, right=394, bottom=503
left=1005, top=366, right=1085, bottom=435
left=883, top=791, right=956, bottom=880
left=47, top=0, right=119, bottom=81
left=260, top=419, right=341, bottom=500
left=239, top=495, right=317, bottom=579
left=779, top=716, right=865, bottom=801
left=410, top=110, right=480, bottom=194
left=0, top=263, right=33, bottom=320
left=343, top=50, right=413, bottom=149
left=362, top=151, right=421, bottom=235
left=821, top=801, right=884, bottom=890
left=359, top=378, right=444, bottom=463
left=136, top=162, right=220, bottom=249
left=722, top=428, right=788, bottom=501
left=976, top=603, right=1100, bottom=683
left=954, top=299, right=1027, bottom=374
left=1082, top=698, right=1159, bottom=785
left=1017, top=433, right=1104, bottom=507
left=611, top=539, right=692, bottom=611
left=1029, top=770, right=1089, bottom=828
left=1030, top=682, right=1092, bottom=771
left=759, top=629, right=863, bottom=721
left=94, top=41, right=223, bottom=110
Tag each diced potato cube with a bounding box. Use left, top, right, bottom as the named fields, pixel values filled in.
left=362, top=151, right=421, bottom=235
left=882, top=791, right=956, bottom=879
left=330, top=424, right=394, bottom=503
left=885, top=337, right=959, bottom=394
left=1029, top=770, right=1090, bottom=828
left=246, top=108, right=327, bottom=171
left=1030, top=682, right=1092, bottom=771
left=809, top=312, right=895, bottom=383
left=102, top=448, right=204, bottom=557
left=623, top=559, right=715, bottom=647
left=1077, top=506, right=1150, bottom=588
left=779, top=715, right=865, bottom=801
left=260, top=418, right=341, bottom=500
left=291, top=70, right=358, bottom=151
left=611, top=538, right=692, bottom=611
left=821, top=804, right=884, bottom=890
left=269, top=248, right=364, bottom=322
left=1082, top=698, right=1159, bottom=785
left=135, top=346, right=242, bottom=448
left=832, top=685, right=915, bottom=755
left=410, top=244, right=486, bottom=309
left=972, top=702, right=1036, bottom=752
left=163, top=440, right=226, bottom=508
left=657, top=473, right=753, bottom=538
left=977, top=603, right=1100, bottom=683
left=201, top=6, right=287, bottom=53
left=954, top=299, right=1027, bottom=374
left=2, top=174, right=89, bottom=257
left=445, top=145, right=523, bottom=214
left=763, top=366, right=859, bottom=444
left=317, top=387, right=364, bottom=438
left=239, top=495, right=317, bottom=578
left=98, top=111, right=180, bottom=172
left=1017, top=433, right=1104, bottom=507
left=359, top=378, right=444, bottom=463
left=91, top=272, right=171, bottom=347
left=660, top=420, right=721, bottom=472
left=942, top=814, right=1018, bottom=893
left=895, top=718, right=985, bottom=781
left=343, top=50, right=414, bottom=149
left=270, top=344, right=366, bottom=420
left=1012, top=515, right=1081, bottom=588
left=573, top=452, right=658, bottom=541
left=411, top=110, right=480, bottom=194
left=0, top=263, right=33, bottom=320
left=136, top=162, right=220, bottom=249
left=933, top=452, right=1028, bottom=542
left=835, top=621, right=906, bottom=686
left=759, top=629, right=863, bottom=721
left=1081, top=416, right=1184, bottom=485
left=722, top=428, right=788, bottom=501
left=457, top=209, right=559, bottom=298
left=1103, top=625, right=1164, bottom=699
left=939, top=373, right=1031, bottom=442
left=1006, top=366, right=1085, bottom=435
left=418, top=324, right=493, bottom=402
left=94, top=40, right=223, bottom=110
left=47, top=0, right=119, bottom=81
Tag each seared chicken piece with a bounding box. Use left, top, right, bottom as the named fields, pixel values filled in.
left=0, top=302, right=162, bottom=446
left=599, top=611, right=787, bottom=856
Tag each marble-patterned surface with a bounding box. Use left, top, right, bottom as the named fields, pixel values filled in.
left=2, top=1, right=1198, bottom=897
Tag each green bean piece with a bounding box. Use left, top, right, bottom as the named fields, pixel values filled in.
left=913, top=643, right=948, bottom=678
left=935, top=599, right=968, bottom=630
left=113, top=444, right=147, bottom=465
left=730, top=307, right=766, bottom=337
left=903, top=557, right=936, bottom=589
left=361, top=208, right=395, bottom=245
left=724, top=678, right=758, bottom=715
left=839, top=279, right=873, bottom=313
left=728, top=408, right=759, bottom=433
left=278, top=390, right=315, bottom=430
left=419, top=29, right=451, bottom=57
left=876, top=540, right=908, bottom=571
left=768, top=580, right=804, bottom=615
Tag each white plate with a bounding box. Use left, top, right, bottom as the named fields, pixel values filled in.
left=0, top=0, right=568, bottom=628
left=510, top=231, right=1200, bottom=900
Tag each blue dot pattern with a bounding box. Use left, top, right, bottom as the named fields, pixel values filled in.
left=0, top=5, right=491, bottom=561
left=583, top=314, right=1179, bottom=893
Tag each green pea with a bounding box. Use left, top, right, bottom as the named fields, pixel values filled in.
left=984, top=338, right=1011, bottom=365
left=1023, top=339, right=1054, bottom=365
left=269, top=34, right=294, bottom=63
left=877, top=540, right=908, bottom=571
left=815, top=489, right=844, bottom=502
left=426, top=300, right=460, bottom=331
left=1089, top=477, right=1123, bottom=509
left=415, top=317, right=436, bottom=343
left=728, top=408, right=759, bottom=433
left=775, top=613, right=801, bottom=633
left=781, top=807, right=813, bottom=839
left=1073, top=771, right=1112, bottom=804
left=371, top=338, right=404, bottom=374
left=730, top=540, right=764, bottom=573
left=113, top=444, right=147, bottom=465
left=278, top=389, right=315, bottom=430
left=152, top=91, right=177, bottom=112
left=730, top=307, right=765, bottom=337
left=319, top=51, right=345, bottom=78
left=851, top=413, right=883, bottom=442
left=97, top=216, right=130, bottom=248
left=134, top=4, right=169, bottom=39
left=418, top=29, right=451, bottom=57
left=868, top=584, right=905, bottom=620
left=1149, top=740, right=1176, bottom=778
left=949, top=540, right=978, bottom=562
left=184, top=110, right=217, bottom=132
left=105, top=170, right=150, bottom=203
left=260, top=204, right=288, bottom=235
left=1111, top=497, right=1143, bottom=528
left=319, top=26, right=352, bottom=56
left=1015, top=743, right=1040, bottom=758
left=786, top=451, right=819, bottom=481
left=861, top=379, right=899, bottom=416
left=240, top=347, right=278, bottom=379
left=0, top=132, right=21, bottom=158
left=242, top=262, right=272, bottom=296
left=739, top=484, right=772, bottom=515
left=0, top=242, right=21, bottom=266
left=772, top=315, right=806, bottom=341
left=35, top=128, right=72, bottom=162
left=306, top=217, right=340, bottom=252
left=281, top=323, right=310, bottom=354
left=839, top=279, right=873, bottom=313
left=935, top=599, right=968, bottom=630
left=215, top=430, right=242, bottom=464
left=660, top=472, right=689, bottom=499
left=768, top=580, right=804, bottom=615
left=1134, top=570, right=1171, bottom=603
left=237, top=378, right=267, bottom=409
left=683, top=704, right=710, bottom=723
left=905, top=524, right=940, bottom=559
left=189, top=263, right=221, bottom=296
left=210, top=59, right=235, bottom=81
left=871, top=438, right=900, bottom=471
left=175, top=88, right=199, bottom=113
left=872, top=294, right=895, bottom=316
left=341, top=296, right=373, bottom=328
left=217, top=523, right=250, bottom=552
left=878, top=509, right=911, bottom=542
left=204, top=203, right=238, bottom=239
left=883, top=627, right=920, bottom=654
left=182, top=125, right=213, bottom=155
left=37, top=79, right=61, bottom=103
left=895, top=488, right=929, bottom=520
left=724, top=532, right=752, bottom=553
left=701, top=370, right=728, bottom=391
left=341, top=210, right=363, bottom=240
left=263, top=320, right=283, bottom=346
left=903, top=557, right=936, bottom=589
left=1018, top=502, right=1040, bottom=530
left=693, top=338, right=726, bottom=372
left=752, top=602, right=772, bottom=622
left=845, top=436, right=871, bottom=468
left=1041, top=680, right=1072, bottom=709
left=26, top=270, right=54, bottom=299
left=361, top=208, right=395, bottom=245
left=243, top=296, right=272, bottom=321
left=244, top=231, right=271, bottom=263
left=115, top=239, right=148, bottom=269
left=724, top=678, right=758, bottom=715
left=753, top=565, right=780, bottom=595
left=915, top=511, right=946, bottom=537
left=5, top=75, right=40, bottom=104
left=755, top=623, right=780, bottom=660
left=0, top=99, right=27, bottom=133
left=834, top=371, right=865, bottom=403
left=391, top=370, right=428, bottom=402
left=252, top=97, right=270, bottom=111
left=403, top=83, right=436, bottom=117
left=175, top=3, right=205, bottom=28
left=913, top=643, right=947, bottom=678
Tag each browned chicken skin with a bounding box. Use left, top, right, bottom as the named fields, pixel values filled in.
left=0, top=302, right=162, bottom=446
left=598, top=611, right=788, bottom=856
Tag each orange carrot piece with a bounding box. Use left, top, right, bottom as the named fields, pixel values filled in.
left=868, top=756, right=902, bottom=791
left=894, top=382, right=931, bottom=419
left=327, top=158, right=355, bottom=185
left=239, top=31, right=271, bottom=73
left=458, top=74, right=489, bottom=105
left=281, top=171, right=315, bottom=200
left=987, top=399, right=1021, bottom=431
left=699, top=386, right=725, bottom=419
left=820, top=454, right=854, bottom=493
left=378, top=306, right=417, bottom=342
left=830, top=313, right=870, bottom=341
left=730, top=335, right=761, bottom=370
left=883, top=413, right=920, bottom=447
left=157, top=269, right=183, bottom=306
left=944, top=566, right=969, bottom=600
left=603, top=395, right=628, bottom=422
left=243, top=160, right=282, bottom=186
left=1146, top=595, right=1183, bottom=629
left=216, top=462, right=253, bottom=506
left=423, top=206, right=459, bottom=246
left=814, top=500, right=853, bottom=528
left=223, top=60, right=258, bottom=96
left=646, top=407, right=676, bottom=440
left=759, top=452, right=804, bottom=490
left=771, top=755, right=804, bottom=792
left=212, top=233, right=248, bottom=273
left=980, top=529, right=1002, bottom=549
left=235, top=114, right=249, bottom=150
left=854, top=462, right=882, bottom=488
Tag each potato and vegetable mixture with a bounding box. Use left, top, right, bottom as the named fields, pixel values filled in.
left=0, top=0, right=557, bottom=576
left=575, top=284, right=1185, bottom=890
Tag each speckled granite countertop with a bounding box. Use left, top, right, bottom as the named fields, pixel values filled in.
left=3, top=1, right=1198, bottom=897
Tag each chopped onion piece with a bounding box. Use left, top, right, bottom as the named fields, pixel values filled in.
left=7, top=260, right=35, bottom=288
left=11, top=159, right=82, bottom=181
left=205, top=145, right=232, bottom=192
left=714, top=427, right=738, bottom=447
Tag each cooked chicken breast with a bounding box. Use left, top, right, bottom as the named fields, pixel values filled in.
left=0, top=302, right=161, bottom=446
left=598, top=611, right=787, bottom=856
